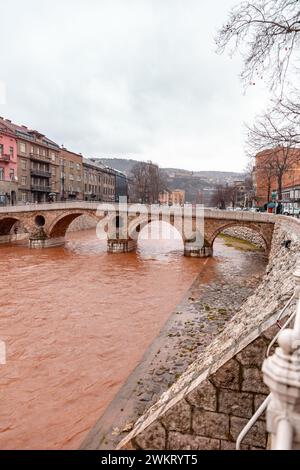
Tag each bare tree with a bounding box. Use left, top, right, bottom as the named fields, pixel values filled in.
left=276, top=91, right=300, bottom=126
left=254, top=157, right=276, bottom=203
left=216, top=0, right=300, bottom=91
left=212, top=184, right=231, bottom=209
left=131, top=161, right=165, bottom=204
left=246, top=104, right=300, bottom=200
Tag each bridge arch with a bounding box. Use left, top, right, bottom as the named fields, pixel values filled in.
left=209, top=221, right=269, bottom=252
left=0, top=217, right=23, bottom=236
left=128, top=214, right=185, bottom=242
left=48, top=211, right=101, bottom=238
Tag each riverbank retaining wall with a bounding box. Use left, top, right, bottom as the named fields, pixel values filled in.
left=118, top=216, right=300, bottom=450
left=221, top=227, right=266, bottom=250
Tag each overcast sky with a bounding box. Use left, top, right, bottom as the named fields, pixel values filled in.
left=0, top=0, right=271, bottom=172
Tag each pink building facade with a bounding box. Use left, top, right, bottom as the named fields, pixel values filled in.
left=0, top=127, right=18, bottom=205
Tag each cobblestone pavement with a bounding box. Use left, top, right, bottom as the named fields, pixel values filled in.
left=81, top=237, right=267, bottom=449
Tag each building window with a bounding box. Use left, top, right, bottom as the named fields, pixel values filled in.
left=0, top=144, right=3, bottom=155
left=10, top=169, right=14, bottom=180
left=22, top=176, right=27, bottom=186
left=21, top=159, right=27, bottom=170
left=0, top=168, right=4, bottom=180
left=21, top=192, right=27, bottom=203
left=20, top=142, right=26, bottom=153
left=9, top=147, right=14, bottom=158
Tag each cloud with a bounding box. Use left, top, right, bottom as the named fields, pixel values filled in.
left=0, top=0, right=270, bottom=171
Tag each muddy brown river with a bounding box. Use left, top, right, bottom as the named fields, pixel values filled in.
left=0, top=228, right=267, bottom=449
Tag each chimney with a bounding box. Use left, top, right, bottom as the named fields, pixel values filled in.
left=5, top=119, right=11, bottom=123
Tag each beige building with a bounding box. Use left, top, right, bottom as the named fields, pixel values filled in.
left=159, top=189, right=185, bottom=206
left=60, top=148, right=83, bottom=200
left=83, top=158, right=115, bottom=202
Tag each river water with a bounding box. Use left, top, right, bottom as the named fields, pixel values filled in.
left=0, top=228, right=266, bottom=449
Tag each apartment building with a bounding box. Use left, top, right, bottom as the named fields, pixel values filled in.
left=159, top=189, right=185, bottom=206
left=255, top=148, right=300, bottom=207
left=0, top=117, right=129, bottom=205
left=60, top=148, right=83, bottom=200
left=83, top=158, right=115, bottom=202
left=0, top=124, right=18, bottom=205
left=0, top=117, right=60, bottom=203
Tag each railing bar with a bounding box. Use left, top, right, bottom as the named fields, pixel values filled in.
left=266, top=310, right=297, bottom=357
left=277, top=293, right=296, bottom=322
left=236, top=394, right=271, bottom=450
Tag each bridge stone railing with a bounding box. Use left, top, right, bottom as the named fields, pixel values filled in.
left=0, top=203, right=278, bottom=254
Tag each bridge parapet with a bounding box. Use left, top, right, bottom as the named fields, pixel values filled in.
left=0, top=203, right=279, bottom=255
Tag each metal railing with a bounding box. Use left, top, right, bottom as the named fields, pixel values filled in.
left=31, top=185, right=52, bottom=192
left=30, top=169, right=52, bottom=178
left=236, top=394, right=271, bottom=450
left=0, top=154, right=11, bottom=162
left=236, top=265, right=300, bottom=450
left=29, top=153, right=53, bottom=164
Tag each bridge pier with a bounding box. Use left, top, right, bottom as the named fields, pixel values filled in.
left=107, top=238, right=137, bottom=254
left=184, top=242, right=213, bottom=258
left=29, top=237, right=65, bottom=249
left=29, top=228, right=65, bottom=249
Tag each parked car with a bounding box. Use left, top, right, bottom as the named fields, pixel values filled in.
left=283, top=206, right=300, bottom=217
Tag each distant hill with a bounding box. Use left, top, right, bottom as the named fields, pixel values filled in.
left=99, top=158, right=138, bottom=176
left=99, top=158, right=243, bottom=181
left=98, top=158, right=244, bottom=203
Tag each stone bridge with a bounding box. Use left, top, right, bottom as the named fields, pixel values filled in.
left=0, top=202, right=276, bottom=257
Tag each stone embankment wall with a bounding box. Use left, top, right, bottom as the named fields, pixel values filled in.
left=221, top=227, right=266, bottom=249
left=118, top=217, right=300, bottom=450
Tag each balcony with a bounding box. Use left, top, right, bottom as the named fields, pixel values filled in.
left=30, top=152, right=51, bottom=163
left=31, top=184, right=51, bottom=193
left=30, top=169, right=52, bottom=178
left=0, top=154, right=11, bottom=162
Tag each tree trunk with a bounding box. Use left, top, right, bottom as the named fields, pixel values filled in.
left=277, top=172, right=283, bottom=201
left=267, top=179, right=271, bottom=202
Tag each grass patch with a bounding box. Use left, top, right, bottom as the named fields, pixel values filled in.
left=218, top=234, right=263, bottom=252
left=218, top=308, right=227, bottom=314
